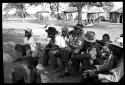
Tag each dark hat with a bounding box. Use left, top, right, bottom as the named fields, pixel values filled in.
left=69, top=30, right=77, bottom=36
left=45, top=27, right=58, bottom=35
left=74, top=23, right=84, bottom=30
left=84, top=31, right=96, bottom=42
left=76, top=23, right=84, bottom=28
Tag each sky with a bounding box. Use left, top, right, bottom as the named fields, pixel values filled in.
left=2, top=2, right=123, bottom=15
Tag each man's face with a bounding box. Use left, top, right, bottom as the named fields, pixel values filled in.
left=103, top=36, right=109, bottom=41
left=48, top=33, right=54, bottom=38
left=103, top=36, right=110, bottom=46
left=62, top=31, right=67, bottom=37
left=25, top=31, right=31, bottom=37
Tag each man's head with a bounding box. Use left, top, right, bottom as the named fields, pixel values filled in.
left=103, top=34, right=110, bottom=41
left=102, top=34, right=111, bottom=46
left=61, top=27, right=69, bottom=37
left=24, top=28, right=32, bottom=38
left=45, top=27, right=58, bottom=38
left=84, top=31, right=96, bottom=44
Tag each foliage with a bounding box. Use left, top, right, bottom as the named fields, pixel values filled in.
left=4, top=3, right=27, bottom=18
left=69, top=2, right=107, bottom=24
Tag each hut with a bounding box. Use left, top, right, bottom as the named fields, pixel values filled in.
left=63, top=7, right=78, bottom=21
left=87, top=6, right=105, bottom=22
left=110, top=7, right=123, bottom=23
left=81, top=7, right=88, bottom=21
left=36, top=9, right=50, bottom=20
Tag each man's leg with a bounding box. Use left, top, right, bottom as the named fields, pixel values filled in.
left=55, top=48, right=71, bottom=78
left=71, top=57, right=80, bottom=72
left=41, top=49, right=50, bottom=67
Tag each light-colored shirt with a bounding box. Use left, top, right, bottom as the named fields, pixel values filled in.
left=24, top=36, right=37, bottom=52
left=55, top=35, right=67, bottom=48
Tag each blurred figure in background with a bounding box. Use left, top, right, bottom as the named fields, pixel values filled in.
left=96, top=34, right=112, bottom=47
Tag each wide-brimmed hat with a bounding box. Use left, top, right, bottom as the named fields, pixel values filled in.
left=110, top=38, right=123, bottom=48
left=84, top=31, right=96, bottom=42
left=45, top=27, right=58, bottom=35
left=24, top=28, right=32, bottom=34
left=61, top=27, right=69, bottom=32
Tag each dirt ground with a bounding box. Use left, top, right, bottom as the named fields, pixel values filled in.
left=2, top=19, right=123, bottom=83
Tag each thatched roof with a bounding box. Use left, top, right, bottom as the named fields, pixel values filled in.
left=111, top=7, right=123, bottom=13
left=37, top=9, right=50, bottom=13
left=63, top=7, right=77, bottom=13
left=88, top=6, right=104, bottom=13
left=82, top=7, right=88, bottom=13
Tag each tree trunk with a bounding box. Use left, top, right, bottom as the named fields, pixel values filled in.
left=49, top=3, right=55, bottom=17
left=22, top=3, right=26, bottom=29
left=57, top=3, right=59, bottom=20
left=6, top=10, right=9, bottom=18
left=77, top=3, right=83, bottom=24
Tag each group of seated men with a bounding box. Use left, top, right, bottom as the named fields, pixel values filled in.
left=12, top=23, right=123, bottom=83
left=41, top=23, right=123, bottom=83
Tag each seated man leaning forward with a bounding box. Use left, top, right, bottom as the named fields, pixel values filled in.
left=14, top=28, right=38, bottom=62
left=52, top=27, right=71, bottom=73
left=42, top=27, right=71, bottom=71
left=71, top=31, right=101, bottom=74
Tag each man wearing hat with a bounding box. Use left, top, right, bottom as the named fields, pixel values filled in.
left=23, top=28, right=37, bottom=56
left=80, top=38, right=124, bottom=83
left=71, top=31, right=101, bottom=73
left=42, top=27, right=59, bottom=68
left=13, top=27, right=43, bottom=82
left=13, top=27, right=38, bottom=62
left=61, top=27, right=69, bottom=41
left=42, top=27, right=70, bottom=72
left=56, top=24, right=85, bottom=77
left=68, top=23, right=85, bottom=58
left=57, top=31, right=100, bottom=78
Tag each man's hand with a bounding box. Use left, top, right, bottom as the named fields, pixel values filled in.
left=74, top=49, right=80, bottom=54
left=84, top=69, right=97, bottom=77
